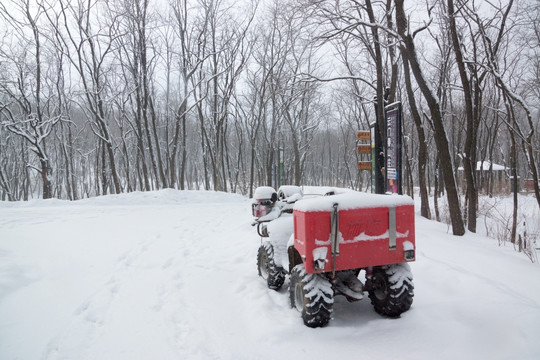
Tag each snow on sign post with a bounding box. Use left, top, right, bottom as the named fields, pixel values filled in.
left=385, top=103, right=402, bottom=194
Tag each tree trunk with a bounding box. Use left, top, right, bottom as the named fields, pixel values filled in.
left=365, top=0, right=386, bottom=174
left=402, top=55, right=431, bottom=219
left=396, top=0, right=465, bottom=235
left=447, top=0, right=478, bottom=232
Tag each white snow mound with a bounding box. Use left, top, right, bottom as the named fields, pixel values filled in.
left=0, top=189, right=539, bottom=360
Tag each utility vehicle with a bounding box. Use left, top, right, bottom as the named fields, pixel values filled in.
left=252, top=186, right=415, bottom=328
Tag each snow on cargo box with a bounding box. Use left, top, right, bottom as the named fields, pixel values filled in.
left=293, top=192, right=415, bottom=274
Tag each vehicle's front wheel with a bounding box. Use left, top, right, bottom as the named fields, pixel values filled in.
left=289, top=264, right=334, bottom=328
left=367, top=263, right=414, bottom=317
left=257, top=242, right=285, bottom=290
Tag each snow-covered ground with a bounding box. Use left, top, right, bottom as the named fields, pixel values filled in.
left=1, top=189, right=539, bottom=360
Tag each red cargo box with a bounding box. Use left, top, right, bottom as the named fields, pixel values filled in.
left=293, top=192, right=415, bottom=274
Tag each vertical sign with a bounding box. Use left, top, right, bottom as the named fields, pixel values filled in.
left=357, top=130, right=372, bottom=171
left=371, top=113, right=385, bottom=194
left=385, top=103, right=402, bottom=194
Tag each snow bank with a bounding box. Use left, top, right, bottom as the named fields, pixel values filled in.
left=0, top=189, right=245, bottom=209
left=1, top=190, right=539, bottom=360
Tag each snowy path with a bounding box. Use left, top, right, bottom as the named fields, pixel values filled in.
left=1, top=190, right=540, bottom=360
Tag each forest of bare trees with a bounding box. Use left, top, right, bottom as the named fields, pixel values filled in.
left=1, top=0, right=539, bottom=237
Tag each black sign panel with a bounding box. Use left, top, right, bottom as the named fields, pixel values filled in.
left=385, top=104, right=402, bottom=194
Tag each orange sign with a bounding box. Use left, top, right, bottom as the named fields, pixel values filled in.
left=358, top=161, right=372, bottom=170
left=357, top=130, right=371, bottom=141
left=357, top=144, right=371, bottom=154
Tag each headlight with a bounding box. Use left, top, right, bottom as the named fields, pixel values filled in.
left=404, top=249, right=415, bottom=261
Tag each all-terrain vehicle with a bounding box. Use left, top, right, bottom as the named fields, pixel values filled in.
left=252, top=186, right=415, bottom=328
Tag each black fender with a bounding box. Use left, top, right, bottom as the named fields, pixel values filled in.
left=287, top=246, right=303, bottom=274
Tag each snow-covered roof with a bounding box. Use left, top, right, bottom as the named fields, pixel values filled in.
left=458, top=161, right=507, bottom=171
left=477, top=161, right=506, bottom=171
left=293, top=192, right=413, bottom=212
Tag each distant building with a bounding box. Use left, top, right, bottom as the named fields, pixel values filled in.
left=458, top=161, right=512, bottom=194
left=525, top=179, right=539, bottom=193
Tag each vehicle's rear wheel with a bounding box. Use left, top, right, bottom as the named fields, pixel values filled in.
left=368, top=263, right=414, bottom=317
left=257, top=242, right=285, bottom=290
left=289, top=264, right=334, bottom=328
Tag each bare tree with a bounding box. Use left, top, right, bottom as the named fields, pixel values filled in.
left=402, top=55, right=431, bottom=219
left=0, top=0, right=63, bottom=199
left=48, top=0, right=122, bottom=194
left=395, top=0, right=465, bottom=235
left=472, top=0, right=540, bottom=210
left=239, top=3, right=284, bottom=196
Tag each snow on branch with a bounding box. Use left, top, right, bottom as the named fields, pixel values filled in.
left=297, top=73, right=376, bottom=91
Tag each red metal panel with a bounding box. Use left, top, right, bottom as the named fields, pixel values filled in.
left=294, top=204, right=415, bottom=274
